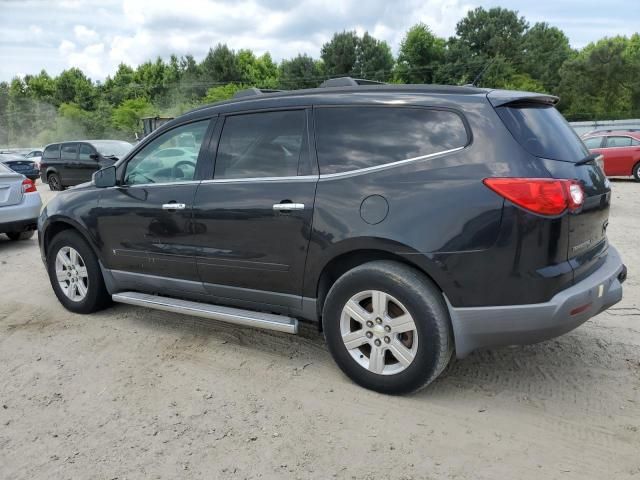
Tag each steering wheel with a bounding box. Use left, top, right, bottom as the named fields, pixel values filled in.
left=172, top=160, right=197, bottom=180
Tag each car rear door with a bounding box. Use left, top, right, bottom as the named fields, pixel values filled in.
left=96, top=118, right=215, bottom=289
left=602, top=136, right=635, bottom=175
left=60, top=143, right=79, bottom=185
left=192, top=108, right=317, bottom=311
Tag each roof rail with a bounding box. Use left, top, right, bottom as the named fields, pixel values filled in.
left=319, top=77, right=386, bottom=88
left=233, top=87, right=284, bottom=99
left=586, top=128, right=640, bottom=134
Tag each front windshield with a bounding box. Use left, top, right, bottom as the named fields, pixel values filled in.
left=92, top=140, right=133, bottom=159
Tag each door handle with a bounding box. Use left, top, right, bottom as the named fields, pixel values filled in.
left=273, top=203, right=305, bottom=211
left=162, top=203, right=186, bottom=210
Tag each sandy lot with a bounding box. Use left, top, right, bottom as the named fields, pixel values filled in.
left=1, top=180, right=639, bottom=480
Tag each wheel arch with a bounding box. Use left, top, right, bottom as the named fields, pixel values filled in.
left=42, top=217, right=102, bottom=264
left=311, top=242, right=448, bottom=326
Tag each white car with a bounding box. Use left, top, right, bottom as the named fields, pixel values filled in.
left=24, top=149, right=43, bottom=170
left=0, top=162, right=42, bottom=240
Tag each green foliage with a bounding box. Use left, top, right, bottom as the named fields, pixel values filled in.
left=279, top=54, right=323, bottom=89
left=203, top=84, right=247, bottom=103
left=112, top=98, right=154, bottom=136
left=395, top=23, right=445, bottom=83
left=0, top=14, right=638, bottom=147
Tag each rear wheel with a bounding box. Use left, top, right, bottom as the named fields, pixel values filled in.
left=6, top=231, right=35, bottom=241
left=633, top=162, right=640, bottom=182
left=46, top=230, right=111, bottom=313
left=48, top=173, right=63, bottom=191
left=323, top=261, right=453, bottom=394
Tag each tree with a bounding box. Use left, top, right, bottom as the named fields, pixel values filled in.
left=455, top=7, right=528, bottom=63
left=321, top=31, right=359, bottom=77
left=279, top=54, right=323, bottom=89
left=353, top=32, right=394, bottom=81
left=111, top=98, right=154, bottom=137
left=522, top=23, right=573, bottom=92
left=558, top=36, right=639, bottom=120
left=395, top=23, right=445, bottom=83
left=54, top=68, right=96, bottom=110
left=200, top=44, right=239, bottom=84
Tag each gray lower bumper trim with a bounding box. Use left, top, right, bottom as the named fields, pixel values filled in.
left=448, top=246, right=625, bottom=358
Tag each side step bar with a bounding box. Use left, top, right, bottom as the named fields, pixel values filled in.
left=112, top=291, right=298, bottom=334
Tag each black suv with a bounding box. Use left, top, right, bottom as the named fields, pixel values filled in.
left=38, top=79, right=626, bottom=393
left=40, top=140, right=132, bottom=190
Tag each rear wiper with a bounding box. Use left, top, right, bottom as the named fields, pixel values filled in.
left=575, top=153, right=601, bottom=166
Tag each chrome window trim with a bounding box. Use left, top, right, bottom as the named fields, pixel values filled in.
left=201, top=175, right=318, bottom=184
left=318, top=146, right=465, bottom=180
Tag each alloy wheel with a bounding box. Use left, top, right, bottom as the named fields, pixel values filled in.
left=54, top=246, right=89, bottom=302
left=340, top=290, right=419, bottom=375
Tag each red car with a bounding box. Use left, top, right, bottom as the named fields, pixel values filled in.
left=582, top=129, right=640, bottom=181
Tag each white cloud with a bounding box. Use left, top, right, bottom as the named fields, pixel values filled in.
left=74, top=25, right=99, bottom=44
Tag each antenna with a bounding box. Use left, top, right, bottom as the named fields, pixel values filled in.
left=470, top=57, right=496, bottom=87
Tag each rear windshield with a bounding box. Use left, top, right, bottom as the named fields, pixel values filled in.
left=496, top=103, right=588, bottom=162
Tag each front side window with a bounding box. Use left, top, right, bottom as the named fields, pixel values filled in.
left=124, top=120, right=210, bottom=185
left=583, top=136, right=604, bottom=149
left=315, top=107, right=468, bottom=175
left=61, top=144, right=78, bottom=161
left=79, top=144, right=95, bottom=161
left=606, top=136, right=632, bottom=148
left=214, top=110, right=306, bottom=179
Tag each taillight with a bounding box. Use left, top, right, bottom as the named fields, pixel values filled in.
left=22, top=178, right=37, bottom=193
left=483, top=178, right=584, bottom=216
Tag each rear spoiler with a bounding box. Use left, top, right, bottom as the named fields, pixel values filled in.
left=487, top=90, right=559, bottom=107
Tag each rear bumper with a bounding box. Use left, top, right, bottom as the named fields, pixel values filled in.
left=0, top=192, right=42, bottom=232
left=448, top=245, right=626, bottom=358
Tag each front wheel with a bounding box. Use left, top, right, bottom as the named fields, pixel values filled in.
left=323, top=261, right=453, bottom=394
left=46, top=230, right=111, bottom=314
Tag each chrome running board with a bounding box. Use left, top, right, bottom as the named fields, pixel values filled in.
left=112, top=291, right=298, bottom=334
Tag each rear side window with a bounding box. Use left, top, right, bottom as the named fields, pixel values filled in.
left=315, top=107, right=468, bottom=175
left=606, top=136, right=633, bottom=148
left=214, top=110, right=306, bottom=179
left=496, top=104, right=588, bottom=162
left=61, top=144, right=78, bottom=160
left=43, top=144, right=60, bottom=159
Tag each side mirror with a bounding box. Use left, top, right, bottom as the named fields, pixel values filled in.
left=93, top=165, right=117, bottom=188
left=90, top=153, right=99, bottom=160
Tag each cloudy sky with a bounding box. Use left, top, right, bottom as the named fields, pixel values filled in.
left=1, top=0, right=638, bottom=81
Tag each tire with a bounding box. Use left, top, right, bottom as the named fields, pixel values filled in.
left=46, top=230, right=111, bottom=314
left=633, top=162, right=640, bottom=182
left=48, top=173, right=63, bottom=191
left=6, top=230, right=35, bottom=241
left=322, top=260, right=453, bottom=394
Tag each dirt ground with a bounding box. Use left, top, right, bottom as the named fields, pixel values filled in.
left=0, top=180, right=639, bottom=480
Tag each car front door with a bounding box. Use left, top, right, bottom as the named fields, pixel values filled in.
left=192, top=109, right=317, bottom=311
left=96, top=118, right=215, bottom=289
left=76, top=143, right=101, bottom=183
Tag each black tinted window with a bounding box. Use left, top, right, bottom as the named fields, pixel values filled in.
left=496, top=104, right=588, bottom=162
left=43, top=145, right=60, bottom=159
left=215, top=110, right=306, bottom=179
left=606, top=136, right=632, bottom=148
left=315, top=107, right=468, bottom=175
left=61, top=144, right=78, bottom=160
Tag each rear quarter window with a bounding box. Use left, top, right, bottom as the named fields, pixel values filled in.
left=496, top=103, right=588, bottom=162
left=315, top=107, right=469, bottom=175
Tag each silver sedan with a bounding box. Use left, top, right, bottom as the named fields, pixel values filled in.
left=0, top=162, right=42, bottom=240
